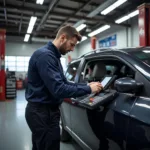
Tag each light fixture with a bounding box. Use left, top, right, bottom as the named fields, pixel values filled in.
left=24, top=34, right=30, bottom=42
left=115, top=10, right=139, bottom=24
left=29, top=16, right=37, bottom=27
left=77, top=36, right=88, bottom=44
left=128, top=10, right=139, bottom=17
left=81, top=36, right=87, bottom=42
left=88, top=25, right=111, bottom=37
left=24, top=16, right=37, bottom=42
left=76, top=24, right=87, bottom=32
left=27, top=26, right=34, bottom=34
left=36, top=0, right=44, bottom=5
left=115, top=16, right=129, bottom=24
left=101, top=0, right=127, bottom=15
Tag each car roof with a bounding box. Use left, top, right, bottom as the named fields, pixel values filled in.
left=69, top=47, right=150, bottom=65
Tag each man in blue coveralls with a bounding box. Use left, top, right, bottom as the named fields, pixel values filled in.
left=25, top=25, right=103, bottom=150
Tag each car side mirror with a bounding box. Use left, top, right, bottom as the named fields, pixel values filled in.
left=114, top=77, right=143, bottom=94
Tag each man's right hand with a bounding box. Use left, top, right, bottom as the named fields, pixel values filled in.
left=89, top=82, right=103, bottom=93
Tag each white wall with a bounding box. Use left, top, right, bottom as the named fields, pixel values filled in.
left=6, top=42, right=44, bottom=56
left=76, top=16, right=139, bottom=57
left=6, top=41, right=78, bottom=60
left=5, top=41, right=78, bottom=78
left=131, top=16, right=139, bottom=47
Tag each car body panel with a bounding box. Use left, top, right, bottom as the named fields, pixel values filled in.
left=61, top=47, right=150, bottom=150
left=126, top=96, right=150, bottom=150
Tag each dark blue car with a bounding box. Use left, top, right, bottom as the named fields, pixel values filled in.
left=60, top=47, right=150, bottom=150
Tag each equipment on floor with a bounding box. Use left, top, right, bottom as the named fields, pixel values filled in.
left=6, top=71, right=16, bottom=99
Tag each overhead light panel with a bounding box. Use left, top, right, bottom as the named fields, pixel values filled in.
left=27, top=16, right=37, bottom=34
left=29, top=16, right=37, bottom=26
left=88, top=25, right=110, bottom=37
left=77, top=36, right=88, bottom=44
left=24, top=16, right=37, bottom=42
left=115, top=10, right=139, bottom=24
left=101, top=0, right=127, bottom=15
left=81, top=36, right=87, bottom=42
left=36, top=0, right=44, bottom=5
left=27, top=26, right=34, bottom=34
left=24, top=34, right=30, bottom=42
left=128, top=10, right=139, bottom=17
left=76, top=24, right=87, bottom=32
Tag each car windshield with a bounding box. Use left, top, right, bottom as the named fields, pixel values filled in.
left=128, top=49, right=150, bottom=66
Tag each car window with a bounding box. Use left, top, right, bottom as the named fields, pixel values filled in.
left=79, top=60, right=117, bottom=83
left=65, top=61, right=80, bottom=82
left=79, top=58, right=136, bottom=90
left=129, top=50, right=150, bottom=66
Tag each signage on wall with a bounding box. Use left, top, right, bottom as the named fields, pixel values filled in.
left=99, top=34, right=117, bottom=47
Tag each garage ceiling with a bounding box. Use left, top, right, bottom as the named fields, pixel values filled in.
left=0, top=0, right=149, bottom=43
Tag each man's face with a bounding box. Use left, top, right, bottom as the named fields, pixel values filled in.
left=59, top=35, right=78, bottom=55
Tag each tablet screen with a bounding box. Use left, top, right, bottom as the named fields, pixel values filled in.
left=101, top=76, right=112, bottom=88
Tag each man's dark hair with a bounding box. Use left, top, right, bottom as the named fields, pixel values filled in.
left=56, top=25, right=82, bottom=41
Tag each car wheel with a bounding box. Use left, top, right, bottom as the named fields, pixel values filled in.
left=60, top=118, right=71, bottom=142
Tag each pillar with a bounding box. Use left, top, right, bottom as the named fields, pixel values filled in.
left=138, top=3, right=150, bottom=46
left=0, top=29, right=6, bottom=100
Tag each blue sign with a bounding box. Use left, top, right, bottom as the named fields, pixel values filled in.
left=99, top=34, right=117, bottom=47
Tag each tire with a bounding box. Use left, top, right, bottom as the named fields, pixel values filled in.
left=60, top=118, right=71, bottom=142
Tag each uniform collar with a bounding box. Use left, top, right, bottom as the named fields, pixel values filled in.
left=47, top=41, right=61, bottom=58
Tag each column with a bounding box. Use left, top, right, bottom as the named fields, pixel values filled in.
left=138, top=3, right=150, bottom=46
left=0, top=29, right=6, bottom=100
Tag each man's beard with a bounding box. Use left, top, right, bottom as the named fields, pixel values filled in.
left=59, top=42, right=67, bottom=55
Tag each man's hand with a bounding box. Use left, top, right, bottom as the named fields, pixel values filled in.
left=89, top=82, right=103, bottom=93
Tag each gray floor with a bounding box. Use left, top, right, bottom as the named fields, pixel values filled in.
left=0, top=90, right=80, bottom=150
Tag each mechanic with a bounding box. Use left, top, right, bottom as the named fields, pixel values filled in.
left=25, top=25, right=103, bottom=150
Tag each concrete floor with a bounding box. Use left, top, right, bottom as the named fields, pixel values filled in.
left=0, top=90, right=81, bottom=150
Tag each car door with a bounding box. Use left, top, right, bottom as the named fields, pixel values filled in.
left=60, top=60, right=81, bottom=131
left=70, top=55, right=138, bottom=150
left=126, top=70, right=150, bottom=150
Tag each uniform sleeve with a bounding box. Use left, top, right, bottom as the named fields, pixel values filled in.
left=36, top=53, right=91, bottom=99
left=64, top=78, right=87, bottom=86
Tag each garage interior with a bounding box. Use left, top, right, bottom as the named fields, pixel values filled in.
left=0, top=0, right=150, bottom=150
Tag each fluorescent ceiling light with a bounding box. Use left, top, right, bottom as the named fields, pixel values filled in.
left=24, top=16, right=37, bottom=42
left=24, top=34, right=30, bottom=42
left=101, top=0, right=127, bottom=15
left=81, top=36, right=87, bottom=42
left=77, top=36, right=88, bottom=44
left=115, top=10, right=139, bottom=24
left=26, top=16, right=37, bottom=34
left=27, top=26, right=34, bottom=34
left=88, top=25, right=110, bottom=37
left=128, top=10, right=139, bottom=17
left=29, top=16, right=37, bottom=27
left=76, top=24, right=86, bottom=32
left=36, top=0, right=44, bottom=5
left=115, top=16, right=129, bottom=24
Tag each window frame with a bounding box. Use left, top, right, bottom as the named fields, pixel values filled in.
left=65, top=60, right=81, bottom=82
left=78, top=55, right=137, bottom=84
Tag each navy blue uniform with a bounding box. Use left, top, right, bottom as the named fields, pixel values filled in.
left=25, top=42, right=91, bottom=150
